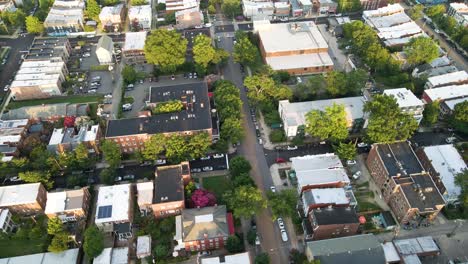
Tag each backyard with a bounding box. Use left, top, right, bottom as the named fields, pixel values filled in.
left=0, top=238, right=48, bottom=258
left=202, top=175, right=232, bottom=202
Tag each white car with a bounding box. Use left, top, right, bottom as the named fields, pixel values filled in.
left=155, top=159, right=166, bottom=165
left=281, top=230, right=288, bottom=242
left=191, top=168, right=202, bottom=173
left=88, top=89, right=97, bottom=93
left=296, top=77, right=302, bottom=83
left=277, top=218, right=285, bottom=230
left=213, top=154, right=224, bottom=158
left=352, top=171, right=362, bottom=180
left=287, top=145, right=298, bottom=150
left=200, top=156, right=211, bottom=160
left=347, top=160, right=356, bottom=166
left=446, top=137, right=456, bottom=144
left=270, top=186, right=276, bottom=193
left=92, top=76, right=101, bottom=81
left=255, top=235, right=260, bottom=245
left=82, top=53, right=91, bottom=58
left=122, top=103, right=132, bottom=111
left=202, top=166, right=213, bottom=171
left=357, top=142, right=369, bottom=148
left=3, top=84, right=10, bottom=92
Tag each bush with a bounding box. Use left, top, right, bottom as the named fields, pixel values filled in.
left=153, top=100, right=184, bottom=114
left=269, top=129, right=285, bottom=143
left=247, top=229, right=257, bottom=245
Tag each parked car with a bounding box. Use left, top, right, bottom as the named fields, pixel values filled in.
left=3, top=84, right=10, bottom=92
left=446, top=137, right=457, bottom=144
left=213, top=154, right=224, bottom=158
left=123, top=174, right=135, bottom=180
left=275, top=157, right=286, bottom=163
left=296, top=76, right=302, bottom=83
left=82, top=53, right=91, bottom=58
left=357, top=142, right=369, bottom=148
left=255, top=235, right=260, bottom=245
left=258, top=138, right=263, bottom=145
left=346, top=160, right=356, bottom=165
left=88, top=89, right=97, bottom=93
left=122, top=103, right=132, bottom=111
left=352, top=171, right=362, bottom=180
left=171, top=75, right=175, bottom=80
left=200, top=156, right=211, bottom=160
left=7, top=176, right=21, bottom=182
left=281, top=230, right=289, bottom=242
left=287, top=145, right=298, bottom=150
left=114, top=176, right=122, bottom=182
left=277, top=218, right=285, bottom=230
left=270, top=186, right=276, bottom=193
left=191, top=168, right=202, bottom=173
left=140, top=161, right=153, bottom=166
left=155, top=159, right=166, bottom=165
left=202, top=166, right=213, bottom=171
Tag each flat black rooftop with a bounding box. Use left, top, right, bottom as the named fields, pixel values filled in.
left=106, top=83, right=212, bottom=137
left=154, top=165, right=184, bottom=203
left=400, top=175, right=445, bottom=212
left=312, top=207, right=359, bottom=225
left=376, top=142, right=423, bottom=177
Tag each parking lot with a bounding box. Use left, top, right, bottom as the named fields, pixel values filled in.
left=189, top=153, right=229, bottom=172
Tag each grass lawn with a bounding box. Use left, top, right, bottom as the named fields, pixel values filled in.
left=202, top=175, right=232, bottom=201
left=7, top=95, right=103, bottom=110
left=123, top=96, right=134, bottom=104
left=0, top=238, right=47, bottom=258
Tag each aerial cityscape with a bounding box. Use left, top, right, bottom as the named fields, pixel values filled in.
left=0, top=0, right=467, bottom=262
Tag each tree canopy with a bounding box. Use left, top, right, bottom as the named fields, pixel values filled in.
left=229, top=156, right=251, bottom=177
left=222, top=0, right=242, bottom=18
left=193, top=34, right=228, bottom=71
left=25, top=16, right=44, bottom=34
left=255, top=253, right=270, bottom=264
left=48, top=232, right=69, bottom=253
left=233, top=35, right=259, bottom=66
left=144, top=29, right=188, bottom=73
left=334, top=142, right=357, bottom=161
left=405, top=36, right=439, bottom=65
left=226, top=235, right=244, bottom=253
left=244, top=74, right=292, bottom=106
left=122, top=65, right=137, bottom=85
left=214, top=80, right=244, bottom=143
left=364, top=94, right=418, bottom=143
left=224, top=185, right=267, bottom=218
left=47, top=217, right=64, bottom=235
left=455, top=169, right=468, bottom=208
left=85, top=0, right=101, bottom=21
left=83, top=226, right=104, bottom=258
left=451, top=101, right=468, bottom=134
left=304, top=103, right=349, bottom=141
left=101, top=140, right=121, bottom=168
left=409, top=4, right=424, bottom=20
left=422, top=101, right=439, bottom=126
left=19, top=171, right=52, bottom=189
left=267, top=189, right=298, bottom=220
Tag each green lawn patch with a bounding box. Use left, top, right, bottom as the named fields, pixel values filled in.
left=0, top=238, right=47, bottom=258
left=202, top=175, right=232, bottom=201
left=7, top=95, right=103, bottom=110
left=123, top=97, right=135, bottom=104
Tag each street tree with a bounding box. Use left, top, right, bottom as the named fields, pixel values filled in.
left=142, top=134, right=165, bottom=160
left=48, top=232, right=69, bottom=253
left=422, top=101, right=440, bottom=126
left=101, top=140, right=121, bottom=168
left=222, top=0, right=242, bottom=18
left=224, top=185, right=267, bottom=218
left=131, top=0, right=148, bottom=5
left=232, top=173, right=256, bottom=188
left=153, top=244, right=168, bottom=258
left=325, top=71, right=346, bottom=96
left=364, top=94, right=418, bottom=143
left=346, top=69, right=368, bottom=96
left=19, top=171, right=52, bottom=188
left=409, top=4, right=424, bottom=20
left=193, top=34, right=216, bottom=70
left=304, top=103, right=349, bottom=141
left=334, top=142, right=357, bottom=161
left=426, top=4, right=446, bottom=18
left=187, top=132, right=211, bottom=159
left=226, top=235, right=244, bottom=253
left=455, top=169, right=468, bottom=207
left=83, top=226, right=104, bottom=258
left=267, top=189, right=298, bottom=220
left=214, top=81, right=242, bottom=121
left=99, top=168, right=116, bottom=185
left=74, top=143, right=90, bottom=168
left=221, top=117, right=244, bottom=143
left=255, top=253, right=270, bottom=264
left=244, top=74, right=292, bottom=105
left=233, top=36, right=259, bottom=66
left=85, top=0, right=101, bottom=21
left=121, top=65, right=137, bottom=85
left=405, top=36, right=439, bottom=65
left=451, top=101, right=468, bottom=134
left=144, top=29, right=188, bottom=73
left=229, top=156, right=251, bottom=177
left=25, top=16, right=44, bottom=34
left=165, top=134, right=189, bottom=162
left=47, top=217, right=64, bottom=235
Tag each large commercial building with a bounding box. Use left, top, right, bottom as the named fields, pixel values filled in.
left=128, top=5, right=152, bottom=30
left=0, top=183, right=47, bottom=215
left=123, top=32, right=147, bottom=64
left=383, top=88, right=424, bottom=124
left=367, top=142, right=445, bottom=224
left=105, top=83, right=215, bottom=153
left=416, top=145, right=467, bottom=203
left=44, top=0, right=85, bottom=36
left=278, top=97, right=366, bottom=138
left=257, top=21, right=333, bottom=75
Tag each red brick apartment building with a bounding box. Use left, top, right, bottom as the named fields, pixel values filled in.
left=308, top=207, right=360, bottom=240
left=366, top=142, right=445, bottom=224
left=105, top=83, right=217, bottom=153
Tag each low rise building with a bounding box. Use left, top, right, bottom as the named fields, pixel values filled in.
left=0, top=119, right=29, bottom=158
left=201, top=252, right=251, bottom=264
left=424, top=70, right=468, bottom=89
left=122, top=32, right=147, bottom=64
left=412, top=56, right=454, bottom=78
left=175, top=7, right=204, bottom=29
left=96, top=35, right=114, bottom=65
left=94, top=247, right=129, bottom=264
left=136, top=181, right=153, bottom=213
left=95, top=184, right=133, bottom=240
left=242, top=0, right=274, bottom=20
left=360, top=0, right=393, bottom=10
left=128, top=5, right=152, bottom=30
left=0, top=249, right=80, bottom=263
left=165, top=0, right=198, bottom=12
left=367, top=141, right=445, bottom=224
left=301, top=188, right=353, bottom=215
left=448, top=3, right=468, bottom=27
left=105, top=83, right=215, bottom=153
left=44, top=0, right=85, bottom=36
left=383, top=88, right=424, bottom=124
left=136, top=236, right=151, bottom=259
left=257, top=21, right=333, bottom=75
left=308, top=207, right=360, bottom=240
left=274, top=2, right=290, bottom=17
left=174, top=205, right=234, bottom=252
left=45, top=188, right=91, bottom=222
left=0, top=208, right=15, bottom=233
left=278, top=97, right=366, bottom=138
left=313, top=0, right=336, bottom=14
left=0, top=183, right=47, bottom=215
left=392, top=236, right=440, bottom=263
left=416, top=145, right=467, bottom=203
left=291, top=154, right=350, bottom=194
left=305, top=234, right=386, bottom=264
left=1, top=103, right=88, bottom=121
left=422, top=84, right=468, bottom=103
left=26, top=37, right=71, bottom=62
left=440, top=97, right=468, bottom=116
left=99, top=4, right=125, bottom=32
left=47, top=125, right=100, bottom=154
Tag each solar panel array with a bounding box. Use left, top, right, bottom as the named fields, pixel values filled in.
left=97, top=205, right=113, bottom=219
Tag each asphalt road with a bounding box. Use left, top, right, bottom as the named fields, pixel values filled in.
left=218, top=34, right=291, bottom=264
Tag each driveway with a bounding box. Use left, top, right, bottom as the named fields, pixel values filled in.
left=317, top=24, right=348, bottom=72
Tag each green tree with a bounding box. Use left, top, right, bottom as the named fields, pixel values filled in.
left=122, top=65, right=137, bottom=85
left=294, top=75, right=324, bottom=101
left=233, top=36, right=259, bottom=66
left=101, top=140, right=121, bottom=168
left=153, top=244, right=168, bottom=258
left=346, top=69, right=368, bottom=96
left=232, top=172, right=256, bottom=188
left=289, top=249, right=307, bottom=264
left=222, top=0, right=242, bottom=18
left=455, top=169, right=468, bottom=207
left=74, top=143, right=90, bottom=168
left=422, top=101, right=440, bottom=126
left=229, top=156, right=251, bottom=177
left=83, top=226, right=104, bottom=258
left=47, top=217, right=64, bottom=235
left=142, top=134, right=165, bottom=160
left=225, top=235, right=244, bottom=253
left=255, top=253, right=270, bottom=264
left=214, top=81, right=242, bottom=121
left=153, top=100, right=183, bottom=114
left=224, top=185, right=267, bottom=218
left=48, top=232, right=69, bottom=253
left=244, top=74, right=292, bottom=105
left=187, top=132, right=211, bottom=159
left=19, top=171, right=52, bottom=188
left=193, top=34, right=228, bottom=70
left=221, top=117, right=244, bottom=143
left=334, top=142, right=357, bottom=161
left=451, top=101, right=468, bottom=134
left=1, top=10, right=26, bottom=27
left=144, top=29, right=188, bottom=73
left=364, top=95, right=418, bottom=143
left=409, top=4, right=424, bottom=20
left=405, top=36, right=439, bottom=65
left=165, top=134, right=189, bottom=162
left=131, top=0, right=148, bottom=5
left=426, top=4, right=446, bottom=18
left=304, top=103, right=349, bottom=141
left=25, top=16, right=44, bottom=34
left=99, top=168, right=116, bottom=185
left=325, top=71, right=346, bottom=96
left=85, top=0, right=101, bottom=21
left=267, top=189, right=298, bottom=220
left=247, top=229, right=257, bottom=245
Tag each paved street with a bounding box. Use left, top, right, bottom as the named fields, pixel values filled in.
left=218, top=33, right=292, bottom=264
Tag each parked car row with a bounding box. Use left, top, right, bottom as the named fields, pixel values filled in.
left=277, top=217, right=288, bottom=242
